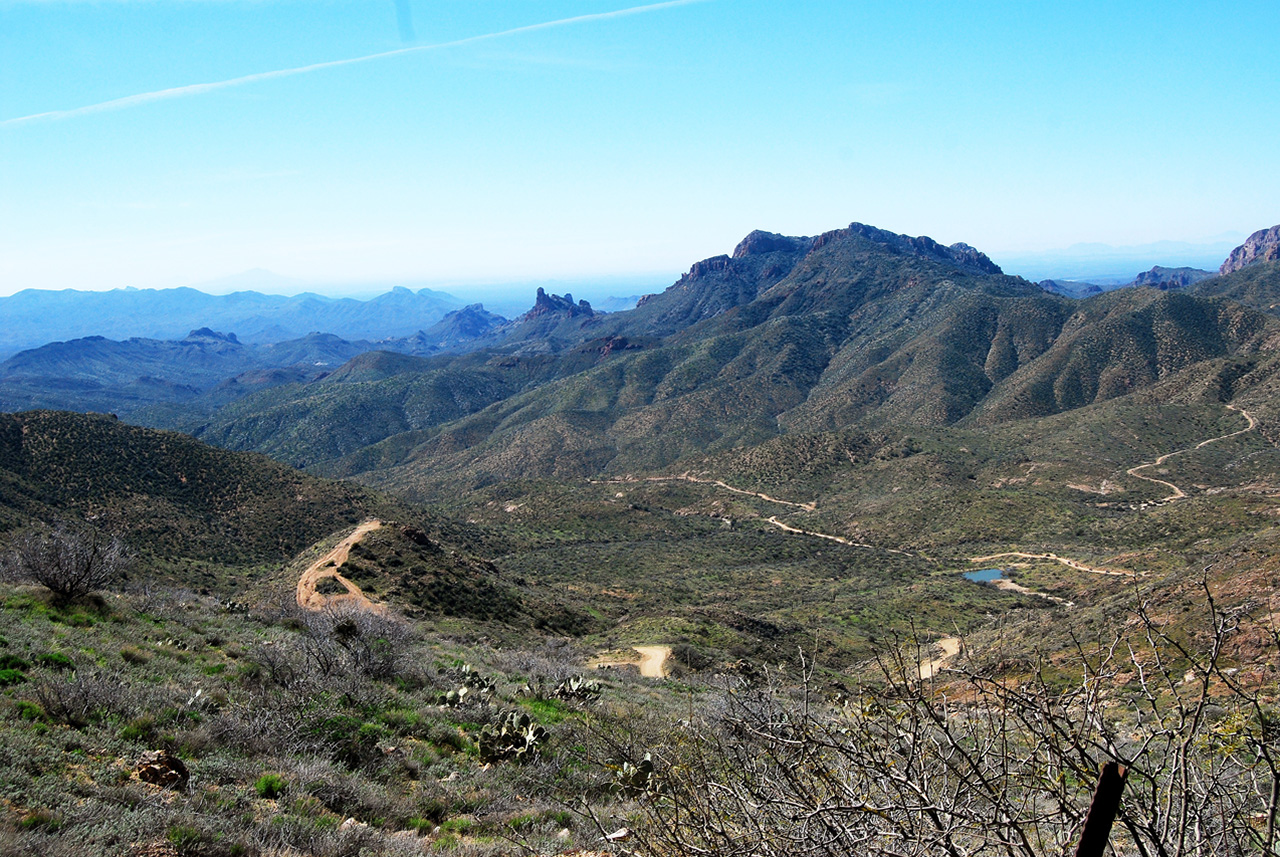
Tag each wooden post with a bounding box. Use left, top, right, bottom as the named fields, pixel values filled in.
left=1074, top=761, right=1129, bottom=857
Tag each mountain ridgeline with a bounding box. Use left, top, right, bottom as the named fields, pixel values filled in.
left=71, top=220, right=1263, bottom=498
left=4, top=220, right=1280, bottom=497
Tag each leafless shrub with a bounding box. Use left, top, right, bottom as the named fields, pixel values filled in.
left=32, top=670, right=129, bottom=727
left=616, top=582, right=1280, bottom=857
left=1, top=524, right=130, bottom=601
left=299, top=602, right=416, bottom=681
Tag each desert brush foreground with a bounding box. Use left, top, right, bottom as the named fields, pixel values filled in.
left=3, top=223, right=1280, bottom=855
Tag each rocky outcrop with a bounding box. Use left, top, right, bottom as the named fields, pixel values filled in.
left=812, top=223, right=1004, bottom=276
left=1132, top=266, right=1215, bottom=289
left=732, top=230, right=815, bottom=258
left=527, top=288, right=594, bottom=319
left=136, top=750, right=189, bottom=790
left=1220, top=225, right=1280, bottom=275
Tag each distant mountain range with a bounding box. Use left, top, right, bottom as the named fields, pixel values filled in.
left=5, top=220, right=1279, bottom=498
left=42, top=219, right=1259, bottom=496
left=993, top=235, right=1246, bottom=283
left=1038, top=265, right=1217, bottom=298
left=0, top=284, right=463, bottom=360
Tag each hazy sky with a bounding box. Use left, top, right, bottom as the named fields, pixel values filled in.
left=1, top=0, right=1277, bottom=297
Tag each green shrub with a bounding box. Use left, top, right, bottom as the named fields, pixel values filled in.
left=0, top=654, right=31, bottom=671
left=407, top=816, right=435, bottom=835
left=19, top=809, right=60, bottom=831
left=35, top=652, right=74, bottom=671
left=120, top=714, right=157, bottom=743
left=255, top=773, right=288, bottom=799
left=0, top=669, right=27, bottom=687
left=166, top=824, right=203, bottom=854
left=55, top=611, right=95, bottom=628
left=14, top=700, right=46, bottom=722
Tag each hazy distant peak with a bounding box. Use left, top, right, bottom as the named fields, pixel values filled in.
left=528, top=287, right=593, bottom=318
left=1132, top=266, right=1214, bottom=289
left=186, top=328, right=240, bottom=343
left=1221, top=225, right=1280, bottom=275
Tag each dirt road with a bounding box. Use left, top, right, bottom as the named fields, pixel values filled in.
left=969, top=551, right=1134, bottom=578
left=596, top=474, right=817, bottom=511
left=590, top=645, right=672, bottom=678
left=1125, top=406, right=1257, bottom=503
left=918, top=637, right=961, bottom=680
left=296, top=520, right=383, bottom=612
left=766, top=516, right=916, bottom=556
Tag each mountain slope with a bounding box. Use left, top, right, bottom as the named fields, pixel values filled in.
left=0, top=410, right=413, bottom=566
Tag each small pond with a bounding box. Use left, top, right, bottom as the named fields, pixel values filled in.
left=963, top=568, right=1004, bottom=583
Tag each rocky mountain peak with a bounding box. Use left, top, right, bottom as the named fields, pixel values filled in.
left=810, top=223, right=1004, bottom=276
left=186, top=328, right=240, bottom=344
left=528, top=287, right=594, bottom=319
left=1132, top=266, right=1214, bottom=289
left=731, top=230, right=815, bottom=258
left=1220, top=225, right=1280, bottom=275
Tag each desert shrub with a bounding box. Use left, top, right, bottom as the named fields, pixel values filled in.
left=120, top=714, right=157, bottom=743
left=0, top=654, right=31, bottom=671
left=620, top=590, right=1280, bottom=857
left=34, top=652, right=74, bottom=671
left=32, top=671, right=127, bottom=727
left=0, top=668, right=28, bottom=687
left=0, top=524, right=130, bottom=601
left=255, top=773, right=288, bottom=799
left=672, top=642, right=714, bottom=670
left=120, top=646, right=151, bottom=664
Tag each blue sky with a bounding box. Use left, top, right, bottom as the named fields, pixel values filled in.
left=1, top=0, right=1277, bottom=298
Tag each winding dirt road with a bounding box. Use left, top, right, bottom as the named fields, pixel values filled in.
left=1125, top=406, right=1257, bottom=503
left=597, top=474, right=817, bottom=511
left=918, top=637, right=961, bottom=680
left=969, top=551, right=1135, bottom=578
left=296, top=520, right=383, bottom=613
left=590, top=645, right=672, bottom=678
left=766, top=516, right=915, bottom=556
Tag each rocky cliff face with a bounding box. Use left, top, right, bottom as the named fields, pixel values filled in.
left=1221, top=225, right=1280, bottom=275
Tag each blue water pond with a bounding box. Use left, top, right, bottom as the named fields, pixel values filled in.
left=963, top=568, right=1004, bottom=583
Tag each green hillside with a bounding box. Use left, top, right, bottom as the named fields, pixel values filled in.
left=0, top=410, right=414, bottom=568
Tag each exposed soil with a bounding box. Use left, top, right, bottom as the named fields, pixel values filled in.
left=969, top=551, right=1134, bottom=578
left=918, top=637, right=961, bottom=680
left=296, top=520, right=384, bottom=613
left=590, top=645, right=672, bottom=678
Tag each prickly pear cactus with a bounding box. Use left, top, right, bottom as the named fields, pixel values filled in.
left=553, top=675, right=602, bottom=703
left=477, top=710, right=547, bottom=764
left=612, top=752, right=659, bottom=797
left=438, top=663, right=496, bottom=706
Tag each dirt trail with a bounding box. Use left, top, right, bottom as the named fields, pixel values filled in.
left=1125, top=406, right=1257, bottom=503
left=918, top=637, right=961, bottom=680
left=970, top=551, right=1135, bottom=578
left=766, top=516, right=914, bottom=556
left=633, top=645, right=673, bottom=678
left=597, top=474, right=817, bottom=511
left=296, top=520, right=383, bottom=613
left=590, top=645, right=672, bottom=678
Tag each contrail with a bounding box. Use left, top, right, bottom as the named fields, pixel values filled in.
left=2, top=0, right=708, bottom=128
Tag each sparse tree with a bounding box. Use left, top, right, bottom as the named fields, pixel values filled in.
left=1, top=524, right=130, bottom=601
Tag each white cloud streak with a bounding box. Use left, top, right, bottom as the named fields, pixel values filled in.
left=2, top=0, right=709, bottom=127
